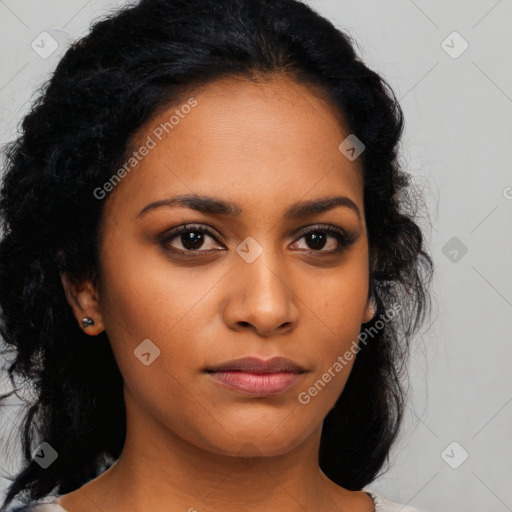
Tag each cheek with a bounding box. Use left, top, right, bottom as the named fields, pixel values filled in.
left=297, top=255, right=369, bottom=396
left=96, top=237, right=180, bottom=374
left=98, top=233, right=211, bottom=340
left=96, top=233, right=227, bottom=390
left=308, top=260, right=369, bottom=340
left=96, top=249, right=204, bottom=437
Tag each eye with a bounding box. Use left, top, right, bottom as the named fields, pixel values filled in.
left=160, top=223, right=356, bottom=256
left=160, top=224, right=223, bottom=253
left=291, top=224, right=356, bottom=253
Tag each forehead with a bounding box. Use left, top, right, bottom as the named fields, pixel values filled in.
left=102, top=75, right=364, bottom=221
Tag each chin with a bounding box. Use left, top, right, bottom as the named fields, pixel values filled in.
left=198, top=426, right=311, bottom=459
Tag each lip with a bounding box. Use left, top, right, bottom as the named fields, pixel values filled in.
left=205, top=357, right=307, bottom=396
left=205, top=356, right=306, bottom=373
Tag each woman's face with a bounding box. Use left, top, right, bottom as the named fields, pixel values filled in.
left=91, top=75, right=374, bottom=457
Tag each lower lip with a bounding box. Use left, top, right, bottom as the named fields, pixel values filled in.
left=207, top=371, right=302, bottom=395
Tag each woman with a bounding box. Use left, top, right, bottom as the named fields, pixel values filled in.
left=0, top=0, right=433, bottom=511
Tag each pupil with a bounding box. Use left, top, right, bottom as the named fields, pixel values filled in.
left=308, top=232, right=326, bottom=250
left=182, top=231, right=204, bottom=250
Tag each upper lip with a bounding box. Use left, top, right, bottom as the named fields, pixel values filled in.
left=206, top=356, right=307, bottom=373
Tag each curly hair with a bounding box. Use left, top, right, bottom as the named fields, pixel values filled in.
left=0, top=0, right=434, bottom=509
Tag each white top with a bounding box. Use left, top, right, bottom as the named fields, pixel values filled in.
left=11, top=488, right=421, bottom=511
left=363, top=488, right=421, bottom=511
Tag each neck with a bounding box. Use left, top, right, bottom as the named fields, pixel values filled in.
left=100, top=427, right=336, bottom=510
left=65, top=388, right=371, bottom=512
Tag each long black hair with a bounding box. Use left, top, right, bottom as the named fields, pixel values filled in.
left=0, top=0, right=434, bottom=509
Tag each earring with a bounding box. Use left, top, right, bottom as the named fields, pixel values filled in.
left=82, top=317, right=95, bottom=328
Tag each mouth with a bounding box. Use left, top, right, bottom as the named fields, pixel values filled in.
left=204, top=356, right=307, bottom=396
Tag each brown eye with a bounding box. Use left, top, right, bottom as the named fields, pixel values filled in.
left=291, top=225, right=356, bottom=253
left=160, top=224, right=224, bottom=253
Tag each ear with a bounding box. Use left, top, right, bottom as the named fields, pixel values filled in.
left=363, top=255, right=379, bottom=325
left=361, top=294, right=377, bottom=324
left=60, top=273, right=105, bottom=335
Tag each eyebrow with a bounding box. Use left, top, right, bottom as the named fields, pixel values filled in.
left=137, top=194, right=361, bottom=220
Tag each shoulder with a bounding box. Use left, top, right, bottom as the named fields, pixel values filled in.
left=363, top=488, right=422, bottom=512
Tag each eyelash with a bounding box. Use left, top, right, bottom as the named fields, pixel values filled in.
left=159, top=223, right=356, bottom=256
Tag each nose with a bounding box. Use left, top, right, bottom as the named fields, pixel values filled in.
left=222, top=247, right=299, bottom=337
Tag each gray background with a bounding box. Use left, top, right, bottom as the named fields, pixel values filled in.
left=1, top=1, right=511, bottom=511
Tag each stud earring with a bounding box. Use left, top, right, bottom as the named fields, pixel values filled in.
left=82, top=317, right=95, bottom=328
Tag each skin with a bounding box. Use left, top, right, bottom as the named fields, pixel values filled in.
left=60, top=74, right=376, bottom=512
